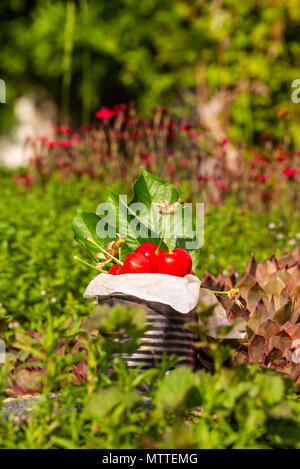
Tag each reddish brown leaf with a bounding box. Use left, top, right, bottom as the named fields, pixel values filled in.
left=249, top=334, right=266, bottom=363
left=245, top=254, right=257, bottom=277
left=282, top=363, right=300, bottom=381
left=286, top=323, right=300, bottom=340
left=236, top=274, right=256, bottom=302
left=256, top=319, right=281, bottom=343
left=247, top=282, right=269, bottom=313
left=273, top=299, right=293, bottom=325
left=256, top=258, right=277, bottom=286
left=231, top=351, right=249, bottom=366
left=265, top=347, right=283, bottom=366
left=270, top=330, right=292, bottom=353
left=246, top=300, right=269, bottom=338
left=201, top=271, right=219, bottom=290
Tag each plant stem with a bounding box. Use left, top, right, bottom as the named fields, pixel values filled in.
left=86, top=237, right=123, bottom=266
left=164, top=216, right=172, bottom=254
left=211, top=290, right=229, bottom=295
left=74, top=255, right=106, bottom=272
left=155, top=237, right=164, bottom=255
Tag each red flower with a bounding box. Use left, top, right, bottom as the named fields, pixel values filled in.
left=261, top=191, right=274, bottom=200
left=113, top=103, right=127, bottom=112
left=140, top=153, right=156, bottom=165
left=53, top=125, right=71, bottom=134
left=221, top=138, right=229, bottom=145
left=125, top=117, right=136, bottom=126
left=181, top=124, right=192, bottom=131
left=167, top=165, right=176, bottom=175
left=56, top=161, right=70, bottom=169
left=13, top=174, right=34, bottom=188
left=198, top=175, right=209, bottom=182
left=163, top=149, right=173, bottom=158
left=57, top=140, right=72, bottom=148
left=283, top=168, right=298, bottom=177
left=277, top=156, right=286, bottom=162
left=95, top=108, right=116, bottom=120
left=256, top=174, right=268, bottom=182
left=217, top=180, right=228, bottom=192
left=131, top=130, right=140, bottom=139
left=256, top=155, right=267, bottom=163
left=189, top=130, right=201, bottom=138
left=180, top=160, right=190, bottom=168
left=46, top=140, right=55, bottom=148
left=79, top=125, right=93, bottom=133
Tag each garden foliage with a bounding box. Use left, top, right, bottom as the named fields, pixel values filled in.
left=1, top=171, right=300, bottom=448
left=2, top=0, right=300, bottom=146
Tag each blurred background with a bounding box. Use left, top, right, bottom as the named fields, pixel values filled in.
left=1, top=0, right=300, bottom=167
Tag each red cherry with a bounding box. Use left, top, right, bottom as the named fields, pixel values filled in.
left=135, top=242, right=167, bottom=271
left=121, top=252, right=154, bottom=274
left=156, top=248, right=192, bottom=277
left=135, top=242, right=157, bottom=258
left=108, top=264, right=121, bottom=275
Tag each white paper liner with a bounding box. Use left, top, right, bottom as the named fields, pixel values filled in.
left=83, top=273, right=201, bottom=315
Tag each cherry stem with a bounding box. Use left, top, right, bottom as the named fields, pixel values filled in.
left=164, top=216, right=172, bottom=254
left=155, top=237, right=164, bottom=255
left=74, top=255, right=108, bottom=273
left=86, top=237, right=124, bottom=266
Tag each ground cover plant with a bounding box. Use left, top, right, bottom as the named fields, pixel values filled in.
left=202, top=247, right=300, bottom=385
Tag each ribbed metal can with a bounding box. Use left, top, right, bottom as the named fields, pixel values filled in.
left=98, top=295, right=197, bottom=370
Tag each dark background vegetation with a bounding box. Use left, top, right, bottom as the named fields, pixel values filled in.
left=1, top=0, right=300, bottom=144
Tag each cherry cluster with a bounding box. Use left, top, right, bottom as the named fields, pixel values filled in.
left=108, top=242, right=192, bottom=277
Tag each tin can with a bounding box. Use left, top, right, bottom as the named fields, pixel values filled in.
left=98, top=295, right=197, bottom=370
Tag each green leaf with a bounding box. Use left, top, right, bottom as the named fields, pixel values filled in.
left=132, top=169, right=179, bottom=207
left=106, top=188, right=152, bottom=253
left=155, top=367, right=196, bottom=410
left=72, top=211, right=103, bottom=255
left=86, top=387, right=121, bottom=418
left=73, top=171, right=201, bottom=268
left=132, top=170, right=201, bottom=267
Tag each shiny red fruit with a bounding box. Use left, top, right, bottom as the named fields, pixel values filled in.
left=121, top=252, right=154, bottom=274
left=135, top=242, right=157, bottom=258
left=108, top=264, right=121, bottom=275
left=135, top=242, right=167, bottom=271
left=156, top=248, right=192, bottom=277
